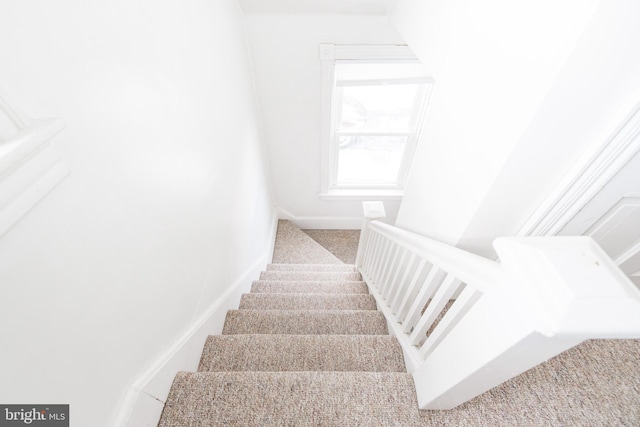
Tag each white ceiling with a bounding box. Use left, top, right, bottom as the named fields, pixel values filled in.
left=237, top=0, right=393, bottom=15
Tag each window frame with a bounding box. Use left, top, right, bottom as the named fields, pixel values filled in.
left=319, top=44, right=433, bottom=200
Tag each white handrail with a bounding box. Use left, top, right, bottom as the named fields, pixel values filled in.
left=0, top=86, right=67, bottom=237
left=357, top=202, right=640, bottom=410
left=368, top=221, right=505, bottom=293
left=0, top=87, right=31, bottom=130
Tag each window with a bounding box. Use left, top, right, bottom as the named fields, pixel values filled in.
left=320, top=45, right=433, bottom=199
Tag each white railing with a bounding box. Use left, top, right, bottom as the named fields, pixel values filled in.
left=0, top=87, right=31, bottom=138
left=0, top=87, right=67, bottom=237
left=356, top=202, right=640, bottom=410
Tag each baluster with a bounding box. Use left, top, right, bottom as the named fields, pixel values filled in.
left=379, top=243, right=400, bottom=298
left=396, top=259, right=429, bottom=322
left=390, top=252, right=417, bottom=313
left=362, top=231, right=378, bottom=277
left=366, top=233, right=383, bottom=283
left=401, top=267, right=447, bottom=334
left=372, top=237, right=391, bottom=286
left=418, top=285, right=482, bottom=359
left=409, top=274, right=461, bottom=346
left=0, top=88, right=30, bottom=129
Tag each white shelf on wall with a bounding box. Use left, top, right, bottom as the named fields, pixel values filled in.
left=0, top=90, right=69, bottom=237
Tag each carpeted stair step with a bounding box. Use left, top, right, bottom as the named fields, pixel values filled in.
left=251, top=280, right=369, bottom=294
left=159, top=371, right=422, bottom=426
left=259, top=270, right=362, bottom=281
left=198, top=335, right=405, bottom=372
left=222, top=310, right=388, bottom=335
left=238, top=293, right=376, bottom=310
left=266, top=263, right=357, bottom=272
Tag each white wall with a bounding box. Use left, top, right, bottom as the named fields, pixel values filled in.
left=0, top=1, right=275, bottom=425
left=244, top=13, right=405, bottom=228
left=392, top=0, right=640, bottom=257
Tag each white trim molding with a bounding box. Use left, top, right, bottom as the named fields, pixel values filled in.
left=318, top=188, right=403, bottom=201
left=327, top=44, right=418, bottom=61
left=518, top=100, right=640, bottom=237
left=319, top=44, right=433, bottom=200
left=0, top=88, right=69, bottom=237
left=278, top=207, right=363, bottom=229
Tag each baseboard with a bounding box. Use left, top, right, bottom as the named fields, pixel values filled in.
left=111, top=210, right=278, bottom=427
left=267, top=206, right=278, bottom=263
left=277, top=207, right=362, bottom=229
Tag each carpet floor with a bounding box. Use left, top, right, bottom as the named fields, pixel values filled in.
left=302, top=228, right=360, bottom=264
left=271, top=220, right=343, bottom=264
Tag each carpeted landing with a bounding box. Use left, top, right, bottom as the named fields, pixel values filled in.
left=158, top=263, right=423, bottom=426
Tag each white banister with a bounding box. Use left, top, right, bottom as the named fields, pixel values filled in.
left=357, top=202, right=640, bottom=410
left=0, top=88, right=68, bottom=237
left=0, top=87, right=31, bottom=131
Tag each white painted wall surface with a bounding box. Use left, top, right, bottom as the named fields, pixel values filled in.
left=390, top=0, right=640, bottom=256
left=456, top=1, right=640, bottom=257
left=245, top=14, right=405, bottom=228
left=0, top=1, right=274, bottom=425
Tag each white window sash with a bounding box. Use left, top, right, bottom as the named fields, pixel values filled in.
left=319, top=44, right=433, bottom=198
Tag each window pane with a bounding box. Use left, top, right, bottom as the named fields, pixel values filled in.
left=337, top=135, right=407, bottom=185
left=339, top=85, right=419, bottom=132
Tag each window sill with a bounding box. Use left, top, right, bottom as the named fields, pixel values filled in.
left=319, top=188, right=404, bottom=200
left=0, top=118, right=69, bottom=236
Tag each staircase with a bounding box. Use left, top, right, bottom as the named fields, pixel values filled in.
left=158, top=263, right=425, bottom=425
left=155, top=220, right=640, bottom=425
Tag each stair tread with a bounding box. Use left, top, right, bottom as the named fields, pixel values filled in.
left=266, top=263, right=357, bottom=272
left=251, top=280, right=369, bottom=294
left=159, top=371, right=421, bottom=426
left=239, top=293, right=376, bottom=310
left=198, top=334, right=405, bottom=372
left=259, top=270, right=362, bottom=281
left=222, top=310, right=388, bottom=335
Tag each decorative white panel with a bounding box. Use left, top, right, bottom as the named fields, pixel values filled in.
left=0, top=89, right=68, bottom=237
left=585, top=196, right=640, bottom=280
left=617, top=241, right=640, bottom=280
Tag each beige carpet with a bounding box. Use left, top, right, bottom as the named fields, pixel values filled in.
left=158, top=220, right=640, bottom=426
left=158, top=259, right=418, bottom=425
left=198, top=335, right=406, bottom=372
left=302, top=229, right=360, bottom=264
left=271, top=220, right=343, bottom=264
left=161, top=371, right=423, bottom=426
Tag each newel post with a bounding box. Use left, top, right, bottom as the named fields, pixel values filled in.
left=412, top=236, right=640, bottom=410
left=355, top=201, right=386, bottom=269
